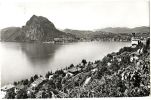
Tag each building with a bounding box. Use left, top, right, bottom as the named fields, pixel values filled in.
left=131, top=37, right=140, bottom=45
left=1, top=84, right=14, bottom=91
left=30, top=77, right=45, bottom=89
left=131, top=33, right=149, bottom=48
left=54, top=38, right=63, bottom=42
left=131, top=33, right=140, bottom=48
left=14, top=85, right=24, bottom=93
left=1, top=91, right=6, bottom=99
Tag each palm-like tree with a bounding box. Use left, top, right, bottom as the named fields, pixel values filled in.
left=81, top=59, right=87, bottom=71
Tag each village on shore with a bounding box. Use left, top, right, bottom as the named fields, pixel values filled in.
left=1, top=34, right=150, bottom=98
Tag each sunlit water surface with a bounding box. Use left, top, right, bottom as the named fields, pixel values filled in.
left=0, top=41, right=131, bottom=86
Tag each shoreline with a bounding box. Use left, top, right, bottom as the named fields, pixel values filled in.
left=0, top=41, right=131, bottom=87
left=1, top=39, right=150, bottom=98
left=0, top=39, right=131, bottom=43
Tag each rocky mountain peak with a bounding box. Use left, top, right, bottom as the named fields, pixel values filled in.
left=25, top=15, right=55, bottom=29
left=1, top=15, right=73, bottom=42
left=18, top=15, right=64, bottom=41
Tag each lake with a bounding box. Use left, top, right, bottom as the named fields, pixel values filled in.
left=0, top=41, right=131, bottom=86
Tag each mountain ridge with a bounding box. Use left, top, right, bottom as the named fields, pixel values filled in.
left=1, top=15, right=74, bottom=42
left=95, top=26, right=150, bottom=33
left=1, top=15, right=150, bottom=42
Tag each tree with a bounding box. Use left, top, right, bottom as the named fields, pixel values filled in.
left=42, top=91, right=47, bottom=98
left=81, top=59, right=87, bottom=71
left=121, top=54, right=130, bottom=64
left=110, top=59, right=120, bottom=72
left=5, top=88, right=16, bottom=99
left=28, top=92, right=35, bottom=98
left=13, top=81, right=18, bottom=86
left=45, top=71, right=52, bottom=78
left=34, top=74, right=39, bottom=80
left=85, top=63, right=93, bottom=72
left=107, top=54, right=113, bottom=59
left=30, top=77, right=34, bottom=83
left=102, top=57, right=110, bottom=66
left=76, top=65, right=79, bottom=71
left=82, top=59, right=87, bottom=66
left=55, top=69, right=66, bottom=77
left=16, top=89, right=28, bottom=99
left=146, top=38, right=150, bottom=49
left=132, top=71, right=141, bottom=87
left=97, top=66, right=108, bottom=79
left=48, top=80, right=56, bottom=89
left=143, top=38, right=150, bottom=54
left=23, top=79, right=29, bottom=85
left=69, top=64, right=74, bottom=68
left=118, top=47, right=134, bottom=55
left=56, top=81, right=62, bottom=90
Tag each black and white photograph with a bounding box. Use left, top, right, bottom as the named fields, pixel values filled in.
left=0, top=0, right=150, bottom=99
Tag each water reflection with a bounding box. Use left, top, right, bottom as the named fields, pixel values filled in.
left=1, top=41, right=131, bottom=86
left=20, top=43, right=60, bottom=67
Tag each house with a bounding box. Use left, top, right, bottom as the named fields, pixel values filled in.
left=65, top=72, right=74, bottom=78
left=54, top=38, right=63, bottom=42
left=131, top=37, right=140, bottom=46
left=27, top=77, right=45, bottom=93
left=131, top=33, right=141, bottom=48
left=49, top=75, right=53, bottom=80
left=137, top=48, right=142, bottom=54
left=140, top=37, right=150, bottom=45
left=1, top=84, right=14, bottom=91
left=1, top=85, right=15, bottom=98
left=67, top=67, right=81, bottom=74
left=91, top=64, right=97, bottom=68
left=91, top=68, right=98, bottom=73
left=140, top=39, right=146, bottom=45
left=83, top=77, right=91, bottom=87
left=30, top=77, right=45, bottom=88
left=1, top=91, right=6, bottom=99
left=14, top=85, right=25, bottom=93
left=117, top=56, right=122, bottom=62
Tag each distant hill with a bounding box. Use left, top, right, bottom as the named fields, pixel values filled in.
left=1, top=15, right=149, bottom=42
left=64, top=26, right=150, bottom=37
left=63, top=26, right=149, bottom=41
left=1, top=15, right=74, bottom=42
left=1, top=27, right=21, bottom=41
left=63, top=29, right=94, bottom=38
left=96, top=26, right=150, bottom=33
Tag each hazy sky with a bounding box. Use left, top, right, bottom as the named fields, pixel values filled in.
left=0, top=0, right=149, bottom=30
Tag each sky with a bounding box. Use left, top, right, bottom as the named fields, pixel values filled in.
left=0, top=0, right=149, bottom=30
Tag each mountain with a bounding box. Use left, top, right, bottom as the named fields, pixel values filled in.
left=1, top=27, right=21, bottom=41
left=132, top=26, right=150, bottom=33
left=63, top=26, right=149, bottom=42
left=96, top=26, right=150, bottom=33
left=1, top=15, right=74, bottom=42
left=1, top=15, right=149, bottom=42
left=63, top=29, right=94, bottom=38
left=64, top=26, right=150, bottom=38
left=63, top=29, right=127, bottom=38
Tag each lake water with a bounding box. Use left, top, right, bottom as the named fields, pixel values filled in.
left=0, top=41, right=131, bottom=86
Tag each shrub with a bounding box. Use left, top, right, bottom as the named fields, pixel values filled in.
left=45, top=71, right=52, bottom=78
